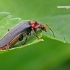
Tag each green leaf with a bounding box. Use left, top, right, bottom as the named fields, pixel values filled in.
left=0, top=0, right=70, bottom=70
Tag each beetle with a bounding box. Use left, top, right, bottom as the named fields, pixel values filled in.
left=0, top=20, right=64, bottom=50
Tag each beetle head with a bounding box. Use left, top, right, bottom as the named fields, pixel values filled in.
left=30, top=20, right=55, bottom=37
left=30, top=20, right=46, bottom=30
left=40, top=23, right=55, bottom=37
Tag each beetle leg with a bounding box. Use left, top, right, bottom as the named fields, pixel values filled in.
left=19, top=34, right=23, bottom=41
left=32, top=28, right=39, bottom=39
left=18, top=33, right=28, bottom=45
left=29, top=32, right=31, bottom=36
left=22, top=34, right=28, bottom=45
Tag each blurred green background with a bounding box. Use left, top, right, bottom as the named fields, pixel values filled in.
left=0, top=0, right=70, bottom=70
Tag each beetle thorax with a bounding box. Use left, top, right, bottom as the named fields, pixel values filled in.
left=30, top=20, right=40, bottom=29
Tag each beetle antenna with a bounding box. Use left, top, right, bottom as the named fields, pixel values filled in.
left=48, top=27, right=55, bottom=37
left=45, top=24, right=55, bottom=37
left=46, top=24, right=65, bottom=40
left=52, top=28, right=65, bottom=41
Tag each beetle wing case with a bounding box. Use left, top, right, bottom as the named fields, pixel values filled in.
left=0, top=20, right=31, bottom=48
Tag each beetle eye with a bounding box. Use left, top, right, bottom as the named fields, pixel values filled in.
left=41, top=27, right=44, bottom=30
left=40, top=25, right=47, bottom=32
left=41, top=26, right=44, bottom=29
left=40, top=25, right=44, bottom=29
